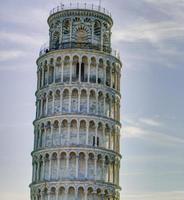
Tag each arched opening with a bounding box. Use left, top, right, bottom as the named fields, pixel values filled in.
left=89, top=121, right=96, bottom=146
left=54, top=90, right=61, bottom=114
left=81, top=56, right=88, bottom=82
left=58, top=187, right=65, bottom=200
left=50, top=187, right=56, bottom=200
left=98, top=59, right=104, bottom=84
left=70, top=120, right=77, bottom=145
left=80, top=89, right=87, bottom=113
left=106, top=61, right=111, bottom=87
left=48, top=91, right=53, bottom=115
left=52, top=31, right=60, bottom=50
left=71, top=89, right=78, bottom=113
left=94, top=20, right=101, bottom=48
left=43, top=64, right=48, bottom=86
left=44, top=154, right=50, bottom=181
left=55, top=57, right=62, bottom=83
left=78, top=187, right=85, bottom=200
left=78, top=153, right=85, bottom=179
left=60, top=152, right=67, bottom=179
left=68, top=187, right=75, bottom=200
left=45, top=121, right=51, bottom=147
left=97, top=155, right=103, bottom=180
left=72, top=56, right=79, bottom=82
left=88, top=153, right=95, bottom=179
left=69, top=152, right=76, bottom=179
left=98, top=91, right=104, bottom=115
left=104, top=156, right=109, bottom=182
left=62, top=89, right=69, bottom=113
left=62, top=19, right=70, bottom=44
left=98, top=122, right=103, bottom=148
left=89, top=90, right=96, bottom=114
left=79, top=120, right=86, bottom=145
left=87, top=188, right=93, bottom=200
left=53, top=121, right=59, bottom=147
left=105, top=124, right=110, bottom=149
left=38, top=156, right=43, bottom=181
left=51, top=153, right=57, bottom=180
left=42, top=93, right=47, bottom=116
left=105, top=94, right=111, bottom=117
left=90, top=57, right=96, bottom=83
left=43, top=188, right=48, bottom=200
left=61, top=120, right=68, bottom=145
left=49, top=59, right=54, bottom=84
left=63, top=56, right=70, bottom=82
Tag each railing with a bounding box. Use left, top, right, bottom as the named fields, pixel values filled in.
left=49, top=3, right=111, bottom=17
left=39, top=42, right=120, bottom=59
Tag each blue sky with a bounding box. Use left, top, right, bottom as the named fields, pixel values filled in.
left=0, top=0, right=184, bottom=200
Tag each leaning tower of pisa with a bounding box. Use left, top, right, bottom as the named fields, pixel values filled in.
left=30, top=3, right=122, bottom=200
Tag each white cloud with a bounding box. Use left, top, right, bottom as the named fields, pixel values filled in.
left=0, top=31, right=44, bottom=47
left=139, top=118, right=161, bottom=127
left=0, top=50, right=25, bottom=62
left=122, top=116, right=184, bottom=145
left=113, top=21, right=184, bottom=44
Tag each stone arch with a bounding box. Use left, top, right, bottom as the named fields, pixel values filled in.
left=61, top=119, right=68, bottom=145
left=98, top=58, right=104, bottom=84
left=98, top=91, right=104, bottom=115
left=54, top=90, right=61, bottom=114
left=104, top=155, right=110, bottom=182
left=79, top=120, right=86, bottom=145
left=50, top=187, right=56, bottom=200
left=89, top=90, right=96, bottom=114
left=88, top=153, right=95, bottom=179
left=51, top=152, right=57, bottom=180
left=97, top=122, right=103, bottom=148
left=72, top=55, right=80, bottom=82
left=68, top=186, right=75, bottom=200
left=78, top=152, right=85, bottom=179
left=80, top=89, right=87, bottom=113
left=105, top=93, right=111, bottom=117
left=69, top=152, right=76, bottom=179
left=90, top=57, right=97, bottom=83
left=78, top=187, right=85, bottom=200
left=48, top=59, right=54, bottom=84
left=44, top=153, right=50, bottom=181
left=81, top=56, right=88, bottom=82
left=62, top=89, right=69, bottom=113
left=63, top=56, right=70, bottom=82
left=55, top=57, right=62, bottom=83
left=70, top=119, right=78, bottom=144
left=62, top=19, right=70, bottom=43
left=43, top=188, right=49, bottom=200
left=89, top=120, right=96, bottom=146
left=43, top=64, right=48, bottom=86
left=52, top=31, right=60, bottom=50
left=45, top=121, right=52, bottom=147
left=58, top=187, right=65, bottom=200
left=38, top=155, right=43, bottom=181
left=94, top=20, right=101, bottom=46
left=87, top=187, right=93, bottom=200
left=106, top=61, right=111, bottom=87
left=53, top=120, right=59, bottom=146
left=60, top=152, right=67, bottom=179
left=48, top=91, right=53, bottom=115
left=40, top=123, right=45, bottom=148
left=71, top=89, right=79, bottom=113
left=97, top=154, right=103, bottom=181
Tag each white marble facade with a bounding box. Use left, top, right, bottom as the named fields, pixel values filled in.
left=31, top=3, right=122, bottom=200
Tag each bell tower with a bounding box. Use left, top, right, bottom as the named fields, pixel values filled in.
left=30, top=3, right=122, bottom=200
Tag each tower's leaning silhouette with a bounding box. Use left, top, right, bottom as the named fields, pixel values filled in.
left=30, top=3, right=122, bottom=200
